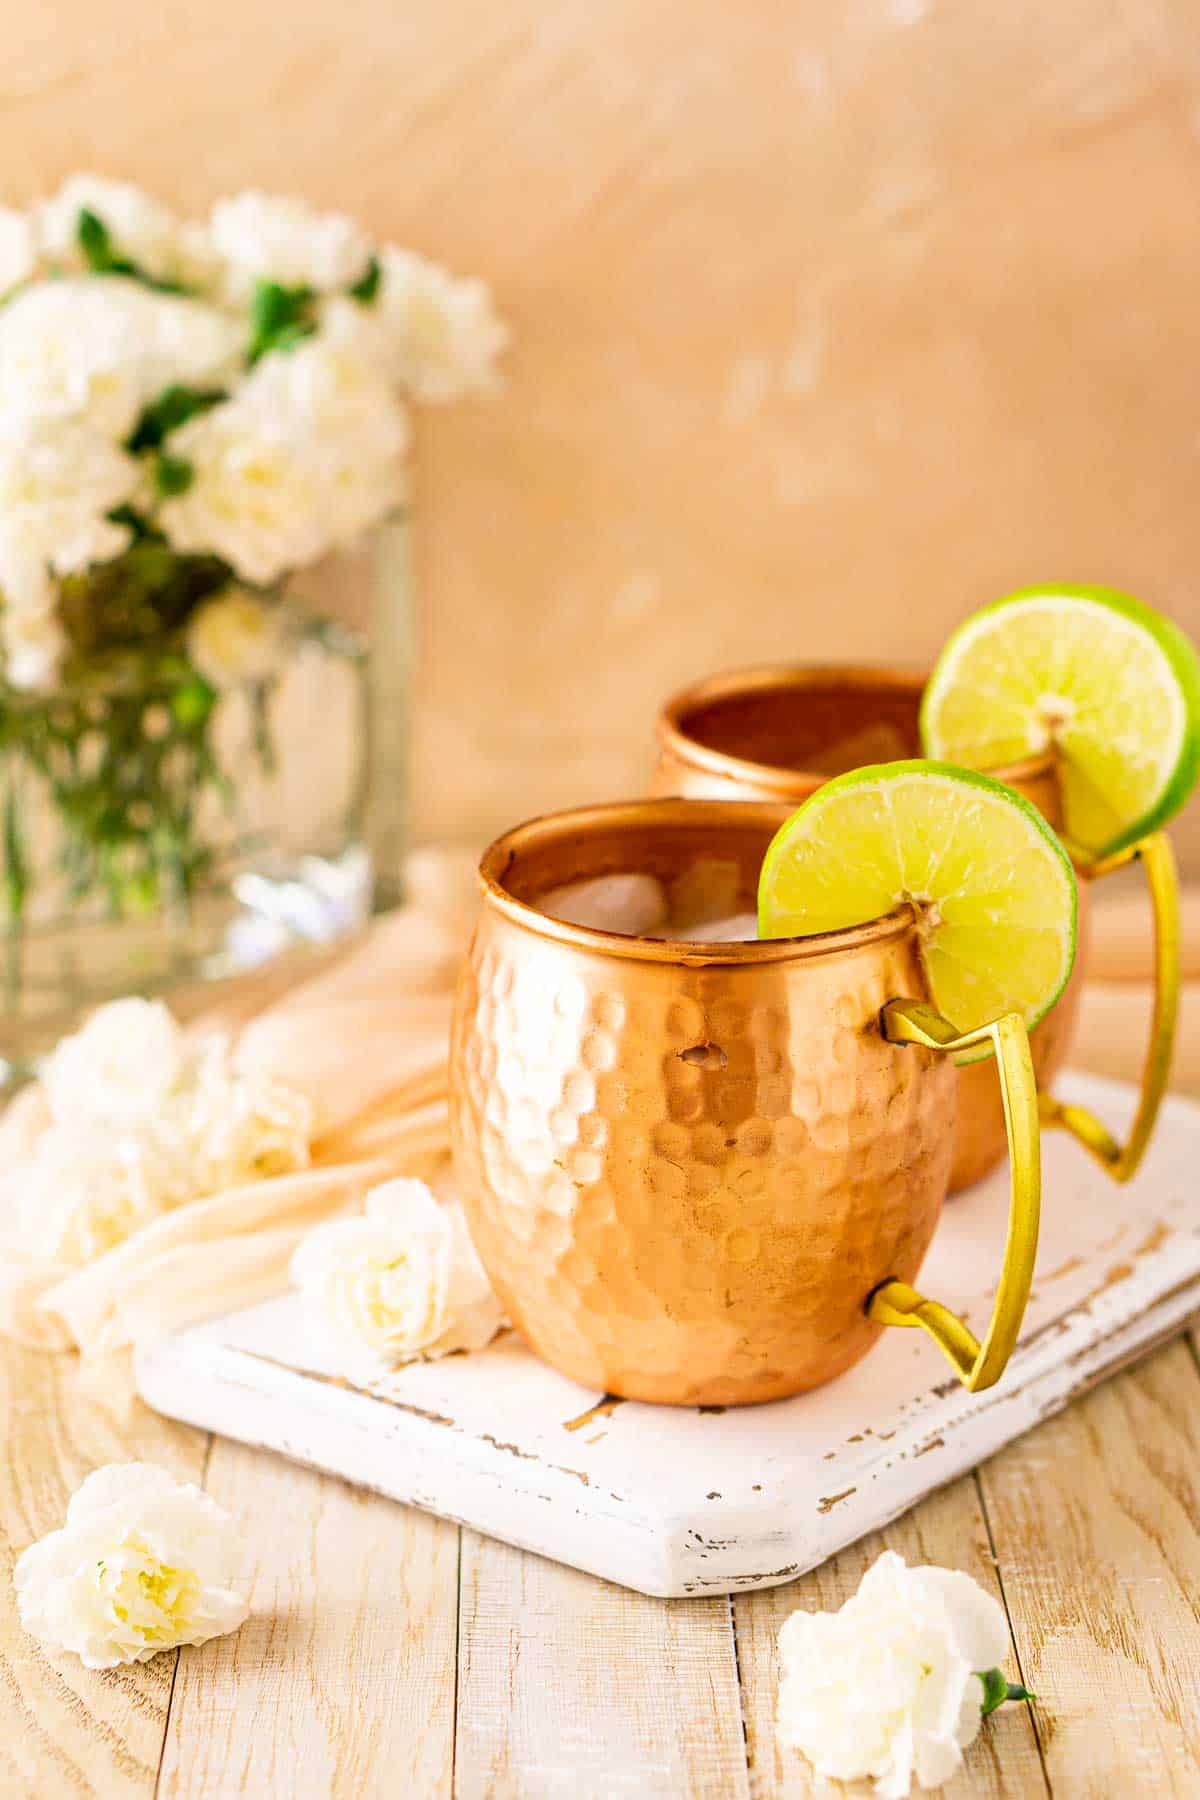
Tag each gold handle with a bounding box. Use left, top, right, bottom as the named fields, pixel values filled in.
left=868, top=1000, right=1041, bottom=1393
left=1040, top=831, right=1179, bottom=1183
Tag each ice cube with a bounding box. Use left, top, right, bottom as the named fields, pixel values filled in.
left=667, top=858, right=744, bottom=929
left=538, top=873, right=668, bottom=935
left=657, top=910, right=759, bottom=943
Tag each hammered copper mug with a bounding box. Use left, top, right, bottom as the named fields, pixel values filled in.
left=450, top=799, right=1040, bottom=1407
left=652, top=665, right=1179, bottom=1192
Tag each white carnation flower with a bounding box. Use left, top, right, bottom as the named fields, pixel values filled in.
left=15, top=1462, right=248, bottom=1669
left=185, top=588, right=286, bottom=688
left=43, top=997, right=184, bottom=1125
left=0, top=277, right=242, bottom=437
left=174, top=1033, right=314, bottom=1192
left=342, top=248, right=508, bottom=401
left=20, top=1000, right=313, bottom=1263
left=158, top=335, right=407, bottom=583
left=208, top=190, right=373, bottom=302
left=39, top=173, right=183, bottom=283
left=0, top=419, right=138, bottom=684
left=18, top=1119, right=180, bottom=1263
left=290, top=1179, right=503, bottom=1366
left=0, top=207, right=37, bottom=296
left=776, top=1551, right=1012, bottom=1798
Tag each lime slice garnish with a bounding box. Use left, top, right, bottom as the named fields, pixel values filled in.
left=757, top=760, right=1077, bottom=1036
left=920, top=585, right=1200, bottom=859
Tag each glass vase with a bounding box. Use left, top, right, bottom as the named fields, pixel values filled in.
left=0, top=605, right=373, bottom=1082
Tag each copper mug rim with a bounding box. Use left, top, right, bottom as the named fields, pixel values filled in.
left=655, top=661, right=1058, bottom=797
left=477, top=796, right=918, bottom=965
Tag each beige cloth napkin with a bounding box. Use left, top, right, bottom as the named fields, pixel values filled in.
left=0, top=883, right=470, bottom=1357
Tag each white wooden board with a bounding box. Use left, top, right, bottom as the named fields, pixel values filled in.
left=136, top=1073, right=1200, bottom=1598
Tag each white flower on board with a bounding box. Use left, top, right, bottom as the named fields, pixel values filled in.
left=158, top=334, right=407, bottom=584
left=39, top=173, right=185, bottom=284
left=208, top=190, right=373, bottom=302
left=290, top=1179, right=504, bottom=1366
left=0, top=207, right=37, bottom=297
left=0, top=277, right=242, bottom=438
left=15, top=1462, right=249, bottom=1669
left=775, top=1550, right=1013, bottom=1798
left=185, top=589, right=286, bottom=689
left=337, top=247, right=508, bottom=402
left=42, top=997, right=185, bottom=1125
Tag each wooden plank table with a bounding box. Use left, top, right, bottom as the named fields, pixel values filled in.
left=3, top=973, right=1199, bottom=1797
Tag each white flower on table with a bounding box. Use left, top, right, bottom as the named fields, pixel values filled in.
left=185, top=587, right=287, bottom=689
left=208, top=190, right=373, bottom=303
left=15, top=1462, right=248, bottom=1669
left=17, top=1121, right=178, bottom=1264
left=328, top=247, right=508, bottom=402
left=10, top=998, right=314, bottom=1265
left=290, top=1179, right=504, bottom=1366
left=38, top=173, right=185, bottom=285
left=776, top=1550, right=1020, bottom=1798
left=42, top=997, right=184, bottom=1124
left=0, top=277, right=242, bottom=439
left=157, top=333, right=408, bottom=584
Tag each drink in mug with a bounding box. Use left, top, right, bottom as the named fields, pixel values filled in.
left=449, top=799, right=1040, bottom=1406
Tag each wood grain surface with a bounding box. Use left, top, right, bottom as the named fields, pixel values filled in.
left=2, top=0, right=1199, bottom=867
left=2, top=918, right=1200, bottom=1796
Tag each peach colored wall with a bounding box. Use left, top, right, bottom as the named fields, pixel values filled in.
left=5, top=0, right=1200, bottom=864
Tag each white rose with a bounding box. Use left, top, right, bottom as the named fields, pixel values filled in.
left=15, top=1462, right=248, bottom=1669
left=42, top=997, right=185, bottom=1124
left=158, top=334, right=407, bottom=583
left=185, top=589, right=285, bottom=688
left=39, top=173, right=183, bottom=284
left=0, top=277, right=242, bottom=437
left=0, top=207, right=37, bottom=296
left=776, top=1550, right=1012, bottom=1798
left=343, top=248, right=508, bottom=402
left=208, top=190, right=373, bottom=302
left=290, top=1179, right=504, bottom=1366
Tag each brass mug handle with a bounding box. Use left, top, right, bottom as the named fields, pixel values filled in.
left=867, top=999, right=1041, bottom=1393
left=1039, top=831, right=1179, bottom=1183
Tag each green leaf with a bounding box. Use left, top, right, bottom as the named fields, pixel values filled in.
left=77, top=207, right=130, bottom=275
left=247, top=279, right=318, bottom=362
left=128, top=385, right=226, bottom=453
left=348, top=254, right=381, bottom=304
left=154, top=454, right=194, bottom=498
left=978, top=1668, right=1035, bottom=1717
left=76, top=206, right=186, bottom=293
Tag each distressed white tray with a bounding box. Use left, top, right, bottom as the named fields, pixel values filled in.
left=136, top=1072, right=1200, bottom=1598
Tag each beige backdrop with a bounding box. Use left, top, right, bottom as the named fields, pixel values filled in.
left=6, top=0, right=1200, bottom=866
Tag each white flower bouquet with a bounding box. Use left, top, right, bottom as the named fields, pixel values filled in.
left=0, top=174, right=505, bottom=1017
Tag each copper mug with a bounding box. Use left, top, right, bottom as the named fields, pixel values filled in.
left=652, top=665, right=1179, bottom=1192
left=450, top=799, right=1040, bottom=1406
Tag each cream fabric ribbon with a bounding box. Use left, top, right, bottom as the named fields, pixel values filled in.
left=0, top=860, right=475, bottom=1357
